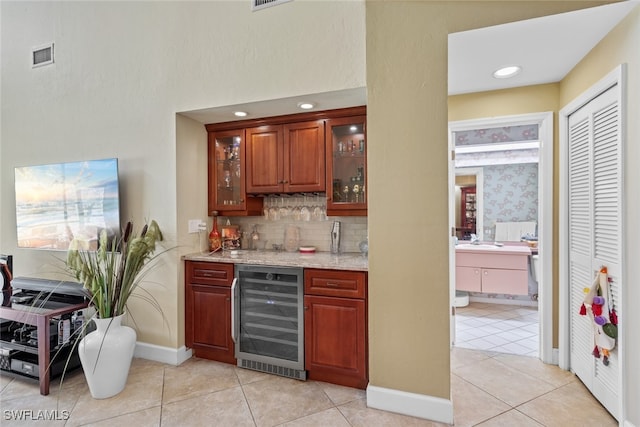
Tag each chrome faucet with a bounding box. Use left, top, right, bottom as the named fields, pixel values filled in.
left=470, top=234, right=480, bottom=244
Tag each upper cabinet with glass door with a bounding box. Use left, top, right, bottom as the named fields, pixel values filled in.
left=326, top=114, right=367, bottom=216
left=208, top=129, right=263, bottom=216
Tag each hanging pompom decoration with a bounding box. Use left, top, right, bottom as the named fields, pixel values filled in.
left=594, top=315, right=607, bottom=326
left=592, top=346, right=600, bottom=358
left=602, top=349, right=610, bottom=366
left=610, top=308, right=618, bottom=325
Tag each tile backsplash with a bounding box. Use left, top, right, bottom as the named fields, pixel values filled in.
left=199, top=196, right=367, bottom=253
left=227, top=215, right=368, bottom=253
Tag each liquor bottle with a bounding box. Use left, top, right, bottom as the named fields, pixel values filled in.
left=209, top=211, right=222, bottom=252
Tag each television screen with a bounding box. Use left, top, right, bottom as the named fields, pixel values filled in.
left=15, top=158, right=121, bottom=251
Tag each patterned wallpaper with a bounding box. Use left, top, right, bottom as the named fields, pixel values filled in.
left=483, top=163, right=538, bottom=241
left=454, top=124, right=538, bottom=146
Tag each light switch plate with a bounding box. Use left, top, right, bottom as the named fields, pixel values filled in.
left=188, top=219, right=204, bottom=234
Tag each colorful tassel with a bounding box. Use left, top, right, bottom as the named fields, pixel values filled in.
left=579, top=303, right=587, bottom=315
left=592, top=346, right=600, bottom=358
left=610, top=309, right=618, bottom=325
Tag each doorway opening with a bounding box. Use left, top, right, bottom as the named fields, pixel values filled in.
left=449, top=112, right=554, bottom=363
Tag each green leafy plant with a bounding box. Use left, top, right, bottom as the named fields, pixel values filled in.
left=66, top=220, right=164, bottom=319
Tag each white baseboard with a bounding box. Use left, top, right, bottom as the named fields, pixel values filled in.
left=624, top=420, right=637, bottom=427
left=469, top=295, right=538, bottom=307
left=366, top=384, right=453, bottom=424
left=134, top=342, right=192, bottom=366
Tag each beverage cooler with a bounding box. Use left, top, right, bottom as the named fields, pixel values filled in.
left=233, top=264, right=305, bottom=380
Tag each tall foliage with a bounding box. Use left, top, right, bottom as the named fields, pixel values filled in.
left=66, top=220, right=163, bottom=318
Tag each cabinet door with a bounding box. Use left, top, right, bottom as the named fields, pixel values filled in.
left=185, top=261, right=236, bottom=363
left=208, top=129, right=263, bottom=216
left=455, top=266, right=481, bottom=292
left=304, top=295, right=367, bottom=389
left=481, top=268, right=528, bottom=295
left=246, top=125, right=283, bottom=193
left=326, top=115, right=367, bottom=216
left=186, top=284, right=236, bottom=364
left=284, top=120, right=325, bottom=193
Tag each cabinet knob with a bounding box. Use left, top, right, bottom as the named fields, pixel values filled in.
left=283, top=180, right=288, bottom=184
left=226, top=297, right=230, bottom=302
left=304, top=306, right=309, bottom=310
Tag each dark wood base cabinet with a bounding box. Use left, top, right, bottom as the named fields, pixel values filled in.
left=304, top=269, right=368, bottom=389
left=185, top=261, right=236, bottom=364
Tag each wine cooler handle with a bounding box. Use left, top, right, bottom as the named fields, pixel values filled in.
left=231, top=278, right=237, bottom=343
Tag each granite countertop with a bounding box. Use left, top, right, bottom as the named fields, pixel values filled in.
left=183, top=250, right=368, bottom=272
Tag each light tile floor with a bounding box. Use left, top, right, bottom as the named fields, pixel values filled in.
left=0, top=348, right=616, bottom=426
left=455, top=302, right=539, bottom=357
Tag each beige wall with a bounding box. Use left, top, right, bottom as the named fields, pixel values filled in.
left=365, top=0, right=614, bottom=401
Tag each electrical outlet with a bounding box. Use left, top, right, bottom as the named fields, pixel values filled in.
left=188, top=219, right=204, bottom=234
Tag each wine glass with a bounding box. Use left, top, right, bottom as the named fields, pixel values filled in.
left=279, top=197, right=289, bottom=220
left=300, top=195, right=311, bottom=222
left=292, top=195, right=302, bottom=221
left=263, top=197, right=270, bottom=221
left=268, top=196, right=280, bottom=221
left=312, top=195, right=323, bottom=221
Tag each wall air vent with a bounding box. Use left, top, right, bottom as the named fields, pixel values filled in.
left=252, top=0, right=292, bottom=12
left=32, top=43, right=54, bottom=68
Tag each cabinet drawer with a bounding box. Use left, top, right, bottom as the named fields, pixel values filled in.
left=186, top=261, right=234, bottom=287
left=304, top=269, right=366, bottom=299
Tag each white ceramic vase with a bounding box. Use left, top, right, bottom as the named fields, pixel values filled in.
left=78, top=314, right=136, bottom=399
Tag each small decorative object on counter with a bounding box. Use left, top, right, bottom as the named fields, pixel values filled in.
left=284, top=225, right=300, bottom=252
left=250, top=225, right=261, bottom=250
left=359, top=238, right=368, bottom=256
left=209, top=211, right=222, bottom=252
left=222, top=220, right=241, bottom=250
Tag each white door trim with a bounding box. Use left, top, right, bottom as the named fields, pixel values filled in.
left=449, top=111, right=554, bottom=364
left=558, top=64, right=626, bottom=420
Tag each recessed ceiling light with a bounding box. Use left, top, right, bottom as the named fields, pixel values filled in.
left=234, top=111, right=248, bottom=117
left=350, top=126, right=358, bottom=132
left=493, top=65, right=521, bottom=79
left=298, top=102, right=315, bottom=110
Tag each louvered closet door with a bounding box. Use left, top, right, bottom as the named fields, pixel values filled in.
left=568, top=84, right=622, bottom=420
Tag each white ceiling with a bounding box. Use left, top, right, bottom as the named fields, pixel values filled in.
left=448, top=1, right=637, bottom=95
left=182, top=2, right=637, bottom=124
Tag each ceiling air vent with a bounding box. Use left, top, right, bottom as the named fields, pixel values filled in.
left=252, top=0, right=292, bottom=12
left=32, top=43, right=54, bottom=68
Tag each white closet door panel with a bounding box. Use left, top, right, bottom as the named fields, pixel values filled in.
left=568, top=84, right=621, bottom=420
left=593, top=99, right=621, bottom=264
left=568, top=116, right=592, bottom=258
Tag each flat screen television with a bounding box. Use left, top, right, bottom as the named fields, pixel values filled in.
left=14, top=158, right=121, bottom=251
